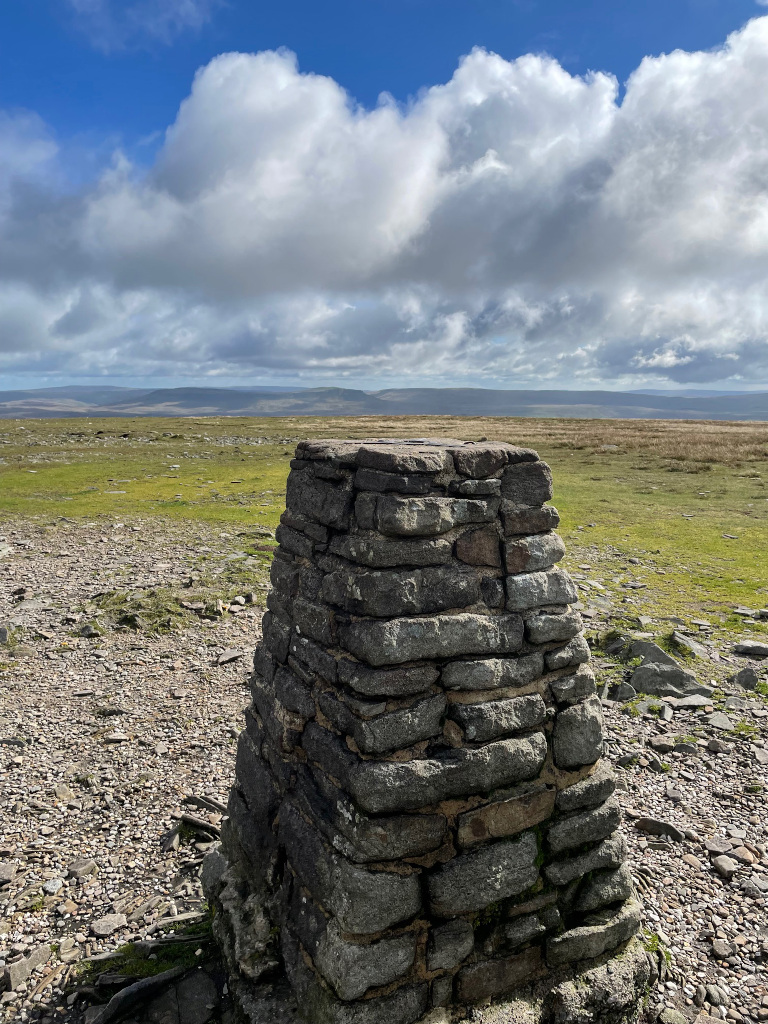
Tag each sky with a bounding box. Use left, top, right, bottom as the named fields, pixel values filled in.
left=2, top=0, right=768, bottom=391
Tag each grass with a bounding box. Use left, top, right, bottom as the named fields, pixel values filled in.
left=1, top=414, right=767, bottom=631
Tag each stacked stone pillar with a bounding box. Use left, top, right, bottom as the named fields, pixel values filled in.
left=207, top=439, right=642, bottom=1024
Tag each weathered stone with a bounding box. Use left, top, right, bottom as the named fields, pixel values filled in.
left=501, top=503, right=560, bottom=536
left=356, top=442, right=455, bottom=475
left=549, top=666, right=597, bottom=707
left=547, top=796, right=621, bottom=854
left=456, top=525, right=502, bottom=567
left=500, top=462, right=553, bottom=506
left=504, top=912, right=546, bottom=948
left=303, top=723, right=548, bottom=814
left=456, top=946, right=545, bottom=1003
left=545, top=835, right=627, bottom=886
left=441, top=652, right=544, bottom=691
left=427, top=919, right=475, bottom=971
left=545, top=635, right=591, bottom=670
left=337, top=659, right=439, bottom=697
left=505, top=568, right=577, bottom=612
left=275, top=523, right=315, bottom=559
left=372, top=495, right=496, bottom=537
left=91, top=913, right=127, bottom=937
left=339, top=612, right=523, bottom=666
left=279, top=801, right=421, bottom=934
left=626, top=640, right=679, bottom=666
left=450, top=478, right=502, bottom=496
left=630, top=662, right=708, bottom=697
left=573, top=863, right=634, bottom=913
left=261, top=611, right=291, bottom=663
left=428, top=831, right=540, bottom=916
left=280, top=508, right=330, bottom=543
left=329, top=531, right=453, bottom=568
left=711, top=855, right=739, bottom=880
left=733, top=640, right=768, bottom=658
left=730, top=666, right=758, bottom=690
left=504, top=533, right=567, bottom=574
left=552, top=695, right=604, bottom=769
left=354, top=467, right=434, bottom=494
left=319, top=691, right=446, bottom=754
left=525, top=609, right=583, bottom=644
left=314, top=919, right=417, bottom=1000
left=322, top=565, right=480, bottom=617
left=289, top=634, right=338, bottom=683
left=556, top=762, right=616, bottom=812
left=450, top=443, right=533, bottom=478
left=286, top=467, right=353, bottom=528
left=458, top=785, right=555, bottom=847
left=450, top=693, right=546, bottom=743
left=293, top=599, right=335, bottom=645
left=546, top=899, right=642, bottom=966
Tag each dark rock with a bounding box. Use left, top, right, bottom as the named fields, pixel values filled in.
left=547, top=796, right=621, bottom=854
left=634, top=817, right=685, bottom=842
left=552, top=695, right=604, bottom=769
left=500, top=462, right=553, bottom=506
left=329, top=531, right=453, bottom=568
left=456, top=525, right=502, bottom=567
left=427, top=919, right=475, bottom=971
left=525, top=610, right=583, bottom=644
left=546, top=899, right=642, bottom=966
left=457, top=785, right=555, bottom=847
left=456, top=946, right=546, bottom=1003
left=428, top=831, right=539, bottom=916
left=322, top=565, right=481, bottom=617
left=450, top=693, right=546, bottom=743
left=500, top=503, right=561, bottom=536
left=504, top=533, right=567, bottom=574
left=545, top=835, right=627, bottom=886
left=505, top=568, right=577, bottom=612
left=556, top=762, right=616, bottom=812
left=441, top=652, right=544, bottom=691
left=545, top=636, right=590, bottom=671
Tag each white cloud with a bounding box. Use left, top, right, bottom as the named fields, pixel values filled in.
left=66, top=0, right=217, bottom=51
left=4, top=17, right=768, bottom=385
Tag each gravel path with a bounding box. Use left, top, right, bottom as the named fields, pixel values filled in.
left=1, top=518, right=767, bottom=1024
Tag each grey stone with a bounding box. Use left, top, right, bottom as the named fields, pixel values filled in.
left=712, top=855, right=739, bottom=880
left=658, top=1011, right=688, bottom=1024
left=733, top=640, right=768, bottom=658
left=450, top=478, right=502, bottom=496
left=545, top=635, right=591, bottom=670
left=547, top=796, right=621, bottom=854
left=672, top=630, right=709, bottom=659
left=79, top=967, right=188, bottom=1024
left=173, top=971, right=220, bottom=1024
left=374, top=495, right=496, bottom=537
left=315, top=920, right=416, bottom=1000
left=504, top=533, right=567, bottom=574
left=90, top=913, right=127, bottom=937
left=634, top=817, right=685, bottom=842
left=456, top=946, right=545, bottom=1003
left=67, top=857, right=99, bottom=879
left=552, top=695, right=604, bottom=769
left=356, top=443, right=454, bottom=475
left=275, top=523, right=315, bottom=559
left=428, top=831, right=540, bottom=916
left=630, top=662, right=709, bottom=697
left=354, top=467, right=433, bottom=494
left=450, top=693, right=546, bottom=742
left=328, top=531, right=453, bottom=568
left=303, top=723, right=547, bottom=814
left=322, top=565, right=480, bottom=617
left=544, top=835, right=626, bottom=884
left=289, top=634, right=337, bottom=683
left=525, top=609, right=583, bottom=644
left=339, top=612, right=524, bottom=666
left=703, top=711, right=733, bottom=730
left=505, top=568, right=577, bottom=611
left=455, top=525, right=502, bottom=567
left=730, top=666, right=759, bottom=690
left=450, top=443, right=534, bottom=477
left=441, top=652, right=544, bottom=691
left=573, top=863, right=634, bottom=913
left=556, top=761, right=616, bottom=812
left=501, top=503, right=560, bottom=536
left=626, top=640, right=679, bottom=666
left=500, top=462, right=553, bottom=506
left=549, top=665, right=597, bottom=707
left=546, top=899, right=642, bottom=966
left=293, top=599, right=335, bottom=645
left=280, top=508, right=330, bottom=543
left=42, top=877, right=63, bottom=895
left=319, top=691, right=446, bottom=754
left=457, top=785, right=555, bottom=847
left=286, top=467, right=353, bottom=528
left=427, top=919, right=475, bottom=971
left=614, top=682, right=637, bottom=702
left=337, top=659, right=439, bottom=697
left=279, top=801, right=421, bottom=934
left=504, top=912, right=546, bottom=948
left=261, top=611, right=291, bottom=663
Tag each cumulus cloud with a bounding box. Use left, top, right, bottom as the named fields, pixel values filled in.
left=66, top=0, right=217, bottom=51
left=4, top=17, right=768, bottom=385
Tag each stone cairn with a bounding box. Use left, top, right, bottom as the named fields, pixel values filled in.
left=205, top=439, right=647, bottom=1024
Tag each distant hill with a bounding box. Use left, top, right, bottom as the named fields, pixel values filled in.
left=0, top=385, right=763, bottom=420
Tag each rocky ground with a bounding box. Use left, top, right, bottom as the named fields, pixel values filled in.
left=1, top=517, right=767, bottom=1024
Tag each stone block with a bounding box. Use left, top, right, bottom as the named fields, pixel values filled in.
left=552, top=694, right=603, bottom=769
left=544, top=834, right=627, bottom=886
left=501, top=503, right=560, bottom=536
left=315, top=919, right=417, bottom=1001
left=427, top=919, right=475, bottom=971
left=322, top=565, right=481, bottom=618
left=549, top=665, right=597, bottom=707
left=289, top=634, right=338, bottom=683
left=525, top=609, right=583, bottom=644
left=630, top=662, right=709, bottom=698
left=339, top=613, right=524, bottom=667
left=450, top=443, right=527, bottom=478
left=545, top=636, right=590, bottom=670
left=573, top=863, right=634, bottom=913
left=546, top=796, right=621, bottom=855
left=338, top=659, right=439, bottom=697
left=356, top=443, right=454, bottom=475
left=450, top=693, right=546, bottom=743
left=303, top=723, right=547, bottom=814
left=319, top=691, right=446, bottom=755
left=374, top=496, right=497, bottom=537
left=354, top=467, right=434, bottom=494
left=500, top=462, right=553, bottom=506
left=505, top=569, right=577, bottom=611
left=556, top=761, right=615, bottom=812
left=261, top=611, right=291, bottom=663
left=275, top=523, right=315, bottom=559
left=279, top=801, right=422, bottom=934
left=428, top=831, right=540, bottom=916
left=456, top=946, right=545, bottom=1003
left=329, top=532, right=453, bottom=568
left=450, top=478, right=502, bottom=496
left=504, top=533, right=566, bottom=575
left=286, top=467, right=353, bottom=528
left=457, top=784, right=555, bottom=847
left=546, top=899, right=642, bottom=966
left=504, top=912, right=546, bottom=948
left=456, top=525, right=502, bottom=567
left=441, top=652, right=543, bottom=691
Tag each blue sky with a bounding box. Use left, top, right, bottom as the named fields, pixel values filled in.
left=1, top=0, right=768, bottom=389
